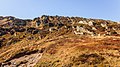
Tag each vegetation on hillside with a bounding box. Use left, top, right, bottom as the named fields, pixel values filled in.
left=0, top=15, right=120, bottom=67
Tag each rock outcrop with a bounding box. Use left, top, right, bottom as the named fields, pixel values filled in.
left=0, top=15, right=120, bottom=36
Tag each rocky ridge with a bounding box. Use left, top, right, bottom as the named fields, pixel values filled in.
left=0, top=15, right=120, bottom=37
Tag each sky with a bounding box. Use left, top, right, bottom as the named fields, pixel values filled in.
left=0, top=0, right=120, bottom=21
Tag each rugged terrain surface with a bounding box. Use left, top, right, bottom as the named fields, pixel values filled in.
left=0, top=15, right=120, bottom=67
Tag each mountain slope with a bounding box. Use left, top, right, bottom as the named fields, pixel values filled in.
left=0, top=15, right=120, bottom=67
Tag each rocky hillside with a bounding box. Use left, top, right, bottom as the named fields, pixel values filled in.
left=0, top=15, right=120, bottom=36
left=0, top=15, right=120, bottom=67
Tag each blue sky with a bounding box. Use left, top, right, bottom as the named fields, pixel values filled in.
left=0, top=0, right=120, bottom=21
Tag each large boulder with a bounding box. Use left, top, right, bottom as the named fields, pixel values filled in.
left=26, top=27, right=39, bottom=34
left=0, top=31, right=7, bottom=36
left=48, top=23, right=54, bottom=27
left=14, top=27, right=26, bottom=32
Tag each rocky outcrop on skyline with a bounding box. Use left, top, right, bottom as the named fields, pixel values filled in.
left=0, top=15, right=120, bottom=36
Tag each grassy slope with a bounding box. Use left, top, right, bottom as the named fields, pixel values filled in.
left=0, top=28, right=120, bottom=67
left=35, top=34, right=120, bottom=67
